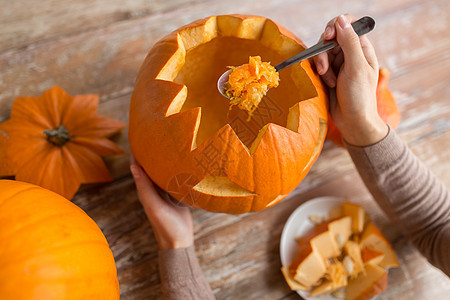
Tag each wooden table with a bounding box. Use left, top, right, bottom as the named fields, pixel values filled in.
left=1, top=0, right=449, bottom=299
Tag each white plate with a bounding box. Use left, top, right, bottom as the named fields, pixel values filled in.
left=280, top=196, right=346, bottom=300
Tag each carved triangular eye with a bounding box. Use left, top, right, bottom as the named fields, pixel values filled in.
left=193, top=172, right=256, bottom=196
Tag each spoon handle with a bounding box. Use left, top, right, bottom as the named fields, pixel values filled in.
left=274, top=16, right=375, bottom=72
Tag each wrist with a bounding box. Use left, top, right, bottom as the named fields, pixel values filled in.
left=158, top=239, right=193, bottom=250
left=153, top=227, right=194, bottom=250
left=340, top=115, right=388, bottom=146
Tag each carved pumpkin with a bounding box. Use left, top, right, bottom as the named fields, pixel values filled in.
left=0, top=86, right=126, bottom=199
left=129, top=15, right=328, bottom=213
left=0, top=180, right=119, bottom=299
left=327, top=68, right=400, bottom=146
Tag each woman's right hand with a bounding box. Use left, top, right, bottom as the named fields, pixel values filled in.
left=314, top=15, right=388, bottom=146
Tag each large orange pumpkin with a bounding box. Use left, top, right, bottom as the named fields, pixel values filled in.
left=0, top=180, right=119, bottom=299
left=327, top=68, right=400, bottom=146
left=129, top=15, right=329, bottom=214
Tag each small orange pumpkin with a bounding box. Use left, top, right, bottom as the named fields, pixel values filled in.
left=129, top=15, right=329, bottom=213
left=0, top=180, right=119, bottom=299
left=0, top=86, right=126, bottom=199
left=327, top=68, right=400, bottom=146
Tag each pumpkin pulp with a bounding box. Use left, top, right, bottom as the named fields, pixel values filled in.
left=225, top=56, right=280, bottom=119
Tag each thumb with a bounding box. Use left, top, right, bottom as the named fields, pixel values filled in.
left=335, top=15, right=365, bottom=71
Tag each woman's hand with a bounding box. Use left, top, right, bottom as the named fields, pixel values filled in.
left=130, top=155, right=193, bottom=250
left=314, top=15, right=388, bottom=146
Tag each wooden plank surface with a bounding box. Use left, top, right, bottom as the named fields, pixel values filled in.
left=1, top=0, right=449, bottom=299
left=1, top=0, right=442, bottom=120
left=0, top=0, right=207, bottom=51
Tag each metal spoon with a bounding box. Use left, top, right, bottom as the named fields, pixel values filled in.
left=217, top=16, right=375, bottom=98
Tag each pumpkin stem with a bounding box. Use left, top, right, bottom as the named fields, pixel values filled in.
left=44, top=125, right=72, bottom=146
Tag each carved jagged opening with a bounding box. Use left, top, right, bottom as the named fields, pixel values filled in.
left=167, top=19, right=319, bottom=150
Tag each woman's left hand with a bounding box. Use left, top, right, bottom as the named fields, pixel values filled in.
left=130, top=155, right=193, bottom=250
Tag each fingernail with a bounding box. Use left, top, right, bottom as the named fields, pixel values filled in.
left=337, top=15, right=350, bottom=29
left=130, top=165, right=141, bottom=178
left=324, top=26, right=332, bottom=39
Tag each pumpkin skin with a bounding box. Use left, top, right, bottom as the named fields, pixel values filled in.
left=327, top=68, right=400, bottom=147
left=129, top=15, right=328, bottom=214
left=0, top=180, right=119, bottom=299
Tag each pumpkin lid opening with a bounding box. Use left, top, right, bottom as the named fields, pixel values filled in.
left=157, top=16, right=320, bottom=152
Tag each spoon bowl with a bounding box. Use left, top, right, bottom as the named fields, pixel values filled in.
left=217, top=69, right=232, bottom=98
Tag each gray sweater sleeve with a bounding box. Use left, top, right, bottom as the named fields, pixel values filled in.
left=159, top=246, right=215, bottom=299
left=346, top=127, right=450, bottom=276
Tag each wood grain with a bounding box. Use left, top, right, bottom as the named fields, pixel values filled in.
left=0, top=0, right=208, bottom=51
left=1, top=0, right=449, bottom=299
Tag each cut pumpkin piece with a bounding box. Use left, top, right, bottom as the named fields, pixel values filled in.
left=342, top=202, right=366, bottom=234
left=309, top=280, right=334, bottom=297
left=329, top=204, right=343, bottom=220
left=281, top=265, right=310, bottom=291
left=290, top=217, right=353, bottom=289
left=296, top=221, right=340, bottom=259
left=328, top=202, right=366, bottom=234
left=289, top=243, right=327, bottom=287
left=360, top=221, right=399, bottom=268
left=328, top=216, right=352, bottom=249
left=361, top=247, right=385, bottom=266
left=346, top=263, right=388, bottom=300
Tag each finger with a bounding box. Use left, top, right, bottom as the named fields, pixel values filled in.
left=130, top=153, right=144, bottom=179
left=315, top=15, right=355, bottom=76
left=130, top=158, right=161, bottom=206
left=132, top=165, right=156, bottom=195
left=129, top=154, right=140, bottom=178
left=313, top=33, right=329, bottom=75
left=130, top=153, right=159, bottom=197
left=130, top=153, right=137, bottom=166
left=314, top=17, right=338, bottom=75
left=332, top=44, right=342, bottom=55
left=319, top=50, right=337, bottom=87
left=359, top=35, right=378, bottom=70
left=324, top=17, right=338, bottom=40
left=324, top=23, right=336, bottom=40
left=324, top=14, right=356, bottom=40
left=314, top=52, right=329, bottom=75
left=329, top=87, right=338, bottom=115
left=332, top=51, right=344, bottom=74
left=335, top=15, right=366, bottom=72
left=321, top=67, right=337, bottom=88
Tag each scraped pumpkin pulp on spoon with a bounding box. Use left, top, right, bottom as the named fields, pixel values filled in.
left=224, top=56, right=280, bottom=120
